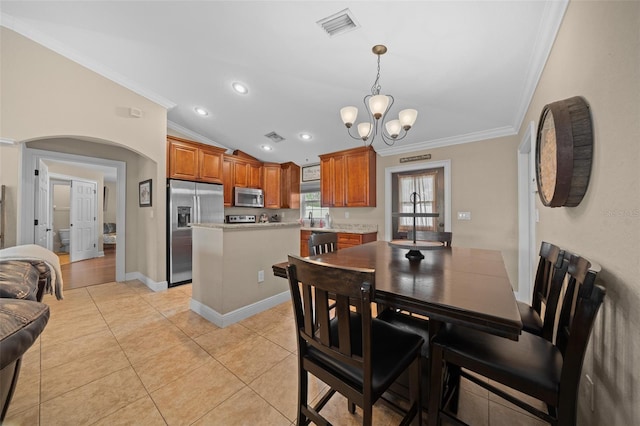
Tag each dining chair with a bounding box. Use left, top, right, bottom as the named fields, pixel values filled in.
left=517, top=241, right=565, bottom=338
left=429, top=254, right=605, bottom=426
left=308, top=232, right=338, bottom=256
left=286, top=254, right=424, bottom=426
left=407, top=230, right=452, bottom=247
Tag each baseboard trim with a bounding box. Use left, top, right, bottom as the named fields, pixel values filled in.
left=190, top=291, right=291, bottom=328
left=124, top=272, right=168, bottom=292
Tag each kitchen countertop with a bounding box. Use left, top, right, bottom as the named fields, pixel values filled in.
left=191, top=222, right=378, bottom=234
left=192, top=222, right=300, bottom=231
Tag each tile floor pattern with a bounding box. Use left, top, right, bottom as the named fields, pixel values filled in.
left=4, top=280, right=547, bottom=425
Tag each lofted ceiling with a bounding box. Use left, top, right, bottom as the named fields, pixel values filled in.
left=1, top=1, right=568, bottom=166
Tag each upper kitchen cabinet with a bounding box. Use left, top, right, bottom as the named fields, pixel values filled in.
left=320, top=146, right=376, bottom=207
left=167, top=136, right=226, bottom=183
left=280, top=162, right=300, bottom=209
left=262, top=163, right=282, bottom=209
left=222, top=151, right=264, bottom=206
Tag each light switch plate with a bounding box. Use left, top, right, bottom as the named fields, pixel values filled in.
left=457, top=211, right=471, bottom=220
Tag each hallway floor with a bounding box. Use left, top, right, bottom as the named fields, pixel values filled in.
left=57, top=248, right=115, bottom=290
left=4, top=280, right=546, bottom=425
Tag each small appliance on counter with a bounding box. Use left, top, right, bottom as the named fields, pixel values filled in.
left=259, top=213, right=269, bottom=223
left=226, top=214, right=256, bottom=224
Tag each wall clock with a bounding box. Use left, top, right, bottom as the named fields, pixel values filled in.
left=535, top=96, right=593, bottom=207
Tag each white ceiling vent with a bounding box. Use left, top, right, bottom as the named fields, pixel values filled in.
left=264, top=131, right=285, bottom=143
left=317, top=8, right=360, bottom=37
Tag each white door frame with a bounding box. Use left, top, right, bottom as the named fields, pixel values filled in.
left=516, top=121, right=538, bottom=303
left=20, top=147, right=126, bottom=282
left=35, top=159, right=52, bottom=250
left=384, top=159, right=452, bottom=242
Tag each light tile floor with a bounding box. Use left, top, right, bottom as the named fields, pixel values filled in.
left=4, top=280, right=546, bottom=425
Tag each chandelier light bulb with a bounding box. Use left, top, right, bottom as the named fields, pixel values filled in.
left=399, top=109, right=418, bottom=130
left=357, top=122, right=372, bottom=140
left=385, top=119, right=402, bottom=139
left=369, top=95, right=390, bottom=119
left=340, top=106, right=358, bottom=128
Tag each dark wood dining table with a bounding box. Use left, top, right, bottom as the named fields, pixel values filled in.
left=272, top=240, right=522, bottom=425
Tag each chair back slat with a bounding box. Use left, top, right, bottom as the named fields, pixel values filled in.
left=335, top=296, right=352, bottom=356
left=287, top=254, right=375, bottom=373
left=407, top=230, right=452, bottom=247
left=555, top=254, right=597, bottom=355
left=531, top=242, right=562, bottom=312
left=315, top=289, right=331, bottom=346
left=308, top=232, right=338, bottom=256
left=540, top=250, right=569, bottom=341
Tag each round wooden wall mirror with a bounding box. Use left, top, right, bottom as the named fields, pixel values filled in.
left=535, top=96, right=593, bottom=207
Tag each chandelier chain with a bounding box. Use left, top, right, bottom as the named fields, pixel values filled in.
left=371, top=54, right=382, bottom=96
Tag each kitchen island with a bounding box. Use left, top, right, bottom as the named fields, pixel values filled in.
left=190, top=222, right=299, bottom=327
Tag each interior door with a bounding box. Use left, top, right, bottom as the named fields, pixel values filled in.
left=70, top=180, right=98, bottom=262
left=35, top=159, right=51, bottom=249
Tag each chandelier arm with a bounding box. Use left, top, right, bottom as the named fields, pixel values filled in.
left=346, top=126, right=365, bottom=141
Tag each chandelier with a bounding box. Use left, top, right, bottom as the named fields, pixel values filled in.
left=340, top=45, right=418, bottom=146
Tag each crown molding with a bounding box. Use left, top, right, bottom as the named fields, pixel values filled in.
left=510, top=0, right=569, bottom=132
left=1, top=12, right=177, bottom=110
left=375, top=125, right=517, bottom=157
left=167, top=121, right=230, bottom=151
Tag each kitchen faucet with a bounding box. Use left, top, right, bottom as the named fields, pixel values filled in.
left=309, top=212, right=315, bottom=227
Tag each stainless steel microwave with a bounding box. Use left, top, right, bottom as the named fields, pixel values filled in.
left=234, top=187, right=264, bottom=208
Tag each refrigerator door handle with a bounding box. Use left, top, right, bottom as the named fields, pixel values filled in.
left=193, top=195, right=198, bottom=224
left=196, top=195, right=201, bottom=223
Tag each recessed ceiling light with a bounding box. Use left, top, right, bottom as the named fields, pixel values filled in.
left=232, top=82, right=249, bottom=95
left=261, top=145, right=273, bottom=151
left=194, top=107, right=209, bottom=116
left=299, top=133, right=313, bottom=141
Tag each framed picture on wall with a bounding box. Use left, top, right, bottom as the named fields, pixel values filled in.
left=139, top=179, right=152, bottom=207
left=302, top=164, right=320, bottom=182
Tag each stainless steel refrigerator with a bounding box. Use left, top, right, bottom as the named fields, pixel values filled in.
left=167, top=179, right=224, bottom=287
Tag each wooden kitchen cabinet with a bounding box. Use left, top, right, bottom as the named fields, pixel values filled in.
left=281, top=162, right=300, bottom=209
left=263, top=163, right=282, bottom=209
left=222, top=153, right=264, bottom=206
left=167, top=136, right=225, bottom=183
left=300, top=230, right=377, bottom=256
left=222, top=156, right=233, bottom=206
left=337, top=232, right=377, bottom=250
left=300, top=230, right=312, bottom=256
left=320, top=155, right=345, bottom=207
left=320, top=146, right=376, bottom=207
left=249, top=163, right=262, bottom=188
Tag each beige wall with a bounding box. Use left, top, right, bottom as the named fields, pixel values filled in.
left=330, top=134, right=520, bottom=286
left=0, top=28, right=168, bottom=282
left=0, top=144, right=20, bottom=248
left=104, top=181, right=117, bottom=223
left=517, top=1, right=640, bottom=423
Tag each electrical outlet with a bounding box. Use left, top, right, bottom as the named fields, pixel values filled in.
left=457, top=211, right=471, bottom=220
left=585, top=374, right=595, bottom=411
left=345, top=211, right=350, bottom=219
left=258, top=270, right=265, bottom=283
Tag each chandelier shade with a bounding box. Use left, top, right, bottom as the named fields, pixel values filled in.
left=340, top=106, right=358, bottom=128
left=339, top=45, right=418, bottom=146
